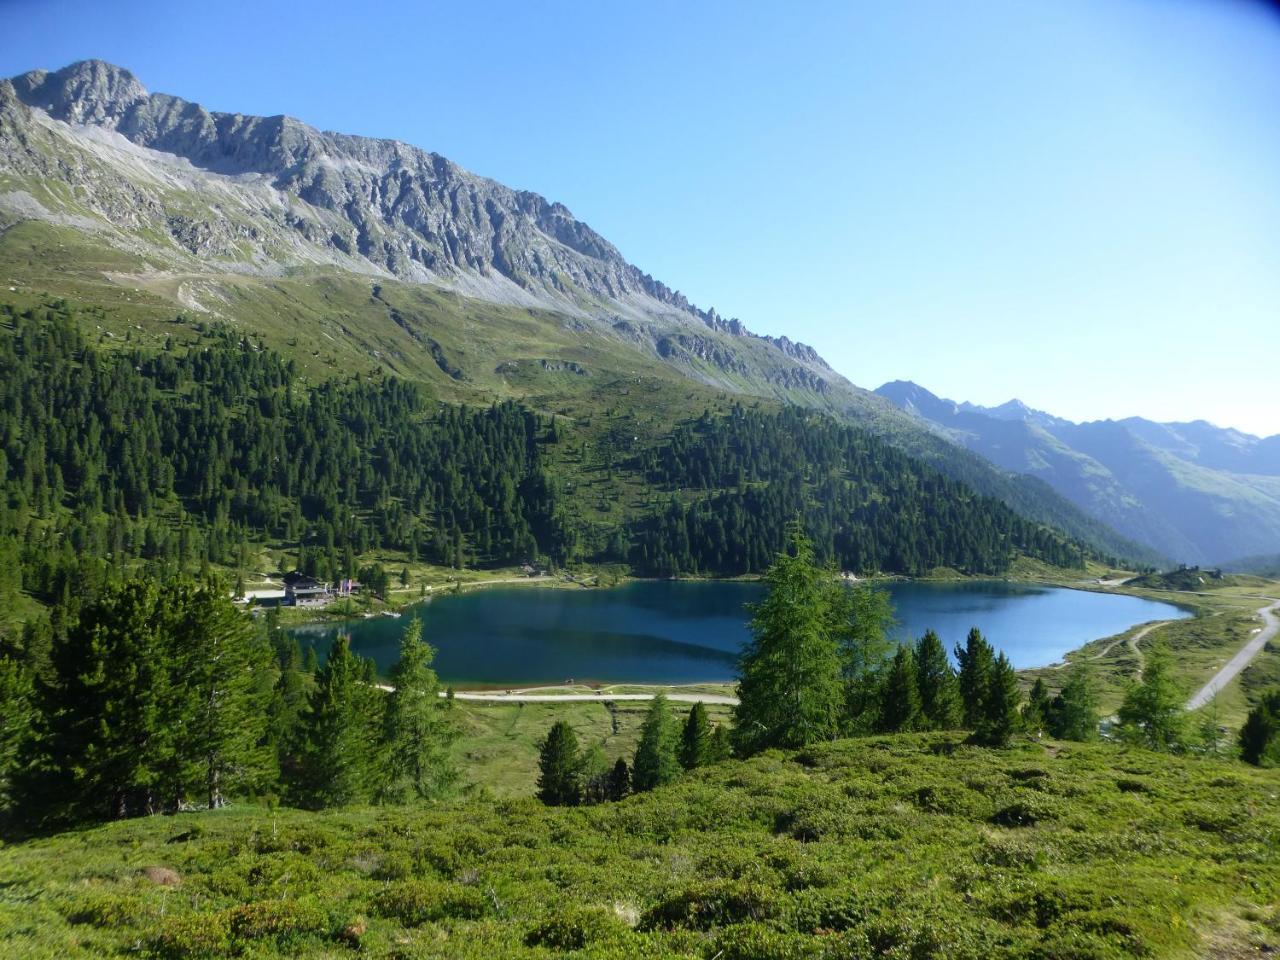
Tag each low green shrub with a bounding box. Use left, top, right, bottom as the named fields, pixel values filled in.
left=640, top=879, right=780, bottom=931
left=524, top=904, right=629, bottom=950
left=226, top=897, right=328, bottom=941
left=712, top=921, right=827, bottom=960
left=65, top=891, right=156, bottom=928
left=372, top=879, right=490, bottom=925
left=145, top=912, right=231, bottom=959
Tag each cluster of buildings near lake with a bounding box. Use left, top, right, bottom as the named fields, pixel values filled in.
left=236, top=573, right=361, bottom=608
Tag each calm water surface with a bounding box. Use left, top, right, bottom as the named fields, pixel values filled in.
left=287, top=580, right=1190, bottom=685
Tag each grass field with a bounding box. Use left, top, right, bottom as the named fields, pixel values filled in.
left=1, top=733, right=1276, bottom=959
left=448, top=698, right=734, bottom=799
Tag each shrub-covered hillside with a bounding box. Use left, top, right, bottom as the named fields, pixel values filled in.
left=2, top=734, right=1277, bottom=959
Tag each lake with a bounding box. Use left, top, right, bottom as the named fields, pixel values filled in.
left=286, top=580, right=1191, bottom=686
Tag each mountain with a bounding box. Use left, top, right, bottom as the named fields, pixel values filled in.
left=0, top=60, right=1147, bottom=562
left=876, top=381, right=1280, bottom=565
left=0, top=60, right=835, bottom=390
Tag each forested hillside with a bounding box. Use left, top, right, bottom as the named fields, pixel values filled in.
left=0, top=302, right=1097, bottom=626
left=634, top=408, right=1086, bottom=576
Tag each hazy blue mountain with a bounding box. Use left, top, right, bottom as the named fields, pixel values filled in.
left=877, top=381, right=1280, bottom=565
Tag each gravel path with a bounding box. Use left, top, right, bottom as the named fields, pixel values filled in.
left=1185, top=599, right=1280, bottom=710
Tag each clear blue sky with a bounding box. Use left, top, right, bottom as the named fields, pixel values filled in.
left=3, top=0, right=1279, bottom=435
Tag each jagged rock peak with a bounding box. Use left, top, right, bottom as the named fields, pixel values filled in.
left=12, top=60, right=150, bottom=126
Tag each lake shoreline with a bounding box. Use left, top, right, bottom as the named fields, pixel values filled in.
left=287, top=578, right=1191, bottom=687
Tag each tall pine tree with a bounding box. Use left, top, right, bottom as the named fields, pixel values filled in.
left=878, top=645, right=922, bottom=733
left=680, top=702, right=713, bottom=770
left=381, top=618, right=456, bottom=802
left=976, top=653, right=1022, bottom=746
left=292, top=636, right=383, bottom=808
left=734, top=528, right=845, bottom=755
left=914, top=630, right=960, bottom=730
left=536, top=720, right=581, bottom=806
left=633, top=693, right=681, bottom=792
left=1049, top=665, right=1099, bottom=741
left=955, top=627, right=995, bottom=729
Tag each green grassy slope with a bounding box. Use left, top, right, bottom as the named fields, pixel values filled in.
left=1, top=734, right=1276, bottom=959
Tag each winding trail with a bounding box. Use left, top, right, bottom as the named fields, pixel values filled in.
left=1054, top=619, right=1173, bottom=678
left=1185, top=599, right=1280, bottom=710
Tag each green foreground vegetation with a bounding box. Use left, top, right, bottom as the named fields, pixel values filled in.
left=2, top=735, right=1277, bottom=959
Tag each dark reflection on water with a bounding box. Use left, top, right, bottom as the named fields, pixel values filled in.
left=288, top=580, right=1189, bottom=685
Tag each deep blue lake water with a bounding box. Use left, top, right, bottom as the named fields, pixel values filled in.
left=287, top=580, right=1190, bottom=686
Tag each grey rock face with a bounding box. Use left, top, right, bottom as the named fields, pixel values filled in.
left=3, top=63, right=773, bottom=336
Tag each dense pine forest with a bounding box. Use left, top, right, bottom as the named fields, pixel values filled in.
left=635, top=407, right=1086, bottom=576
left=0, top=302, right=1093, bottom=632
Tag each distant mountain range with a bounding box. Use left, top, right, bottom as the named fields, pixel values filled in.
left=876, top=381, right=1280, bottom=566
left=0, top=61, right=1165, bottom=565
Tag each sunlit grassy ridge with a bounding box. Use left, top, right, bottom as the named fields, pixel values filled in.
left=2, top=733, right=1277, bottom=959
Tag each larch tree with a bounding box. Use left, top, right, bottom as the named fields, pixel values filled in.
left=1024, top=677, right=1052, bottom=736
left=381, top=617, right=456, bottom=802
left=176, top=583, right=273, bottom=809
left=1117, top=641, right=1187, bottom=751
left=835, top=583, right=897, bottom=734
left=733, top=528, right=845, bottom=756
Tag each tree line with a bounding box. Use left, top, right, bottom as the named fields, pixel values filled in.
left=0, top=304, right=573, bottom=623
left=0, top=578, right=456, bottom=830
left=630, top=405, right=1088, bottom=577
left=536, top=696, right=732, bottom=806
left=1, top=305, right=1107, bottom=639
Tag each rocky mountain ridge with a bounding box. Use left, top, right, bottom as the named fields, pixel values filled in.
left=1, top=59, right=825, bottom=371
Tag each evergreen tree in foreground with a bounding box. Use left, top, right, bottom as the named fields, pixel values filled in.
left=633, top=693, right=681, bottom=791
left=1024, top=677, right=1052, bottom=737
left=709, top=723, right=733, bottom=763
left=680, top=702, right=713, bottom=770
left=381, top=618, right=456, bottom=802
left=0, top=656, right=33, bottom=813
left=15, top=579, right=271, bottom=826
left=1117, top=641, right=1187, bottom=752
left=536, top=720, right=581, bottom=806
left=1048, top=666, right=1099, bottom=741
left=976, top=653, right=1022, bottom=746
left=181, top=586, right=273, bottom=808
left=606, top=757, right=631, bottom=800
left=733, top=527, right=845, bottom=755
left=292, top=636, right=383, bottom=809
left=955, top=627, right=995, bottom=729
left=915, top=629, right=961, bottom=730
left=837, top=583, right=897, bottom=734
left=878, top=645, right=922, bottom=733
left=1239, top=689, right=1280, bottom=767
